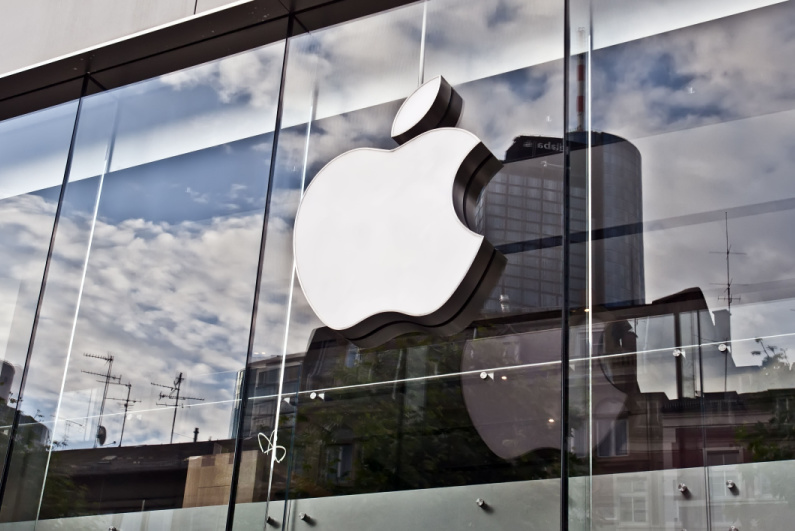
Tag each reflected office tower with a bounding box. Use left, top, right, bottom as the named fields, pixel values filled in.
left=476, top=132, right=644, bottom=312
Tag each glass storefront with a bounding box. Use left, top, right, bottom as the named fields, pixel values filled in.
left=1, top=0, right=795, bottom=529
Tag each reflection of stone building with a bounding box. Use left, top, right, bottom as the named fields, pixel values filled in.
left=38, top=440, right=242, bottom=517
left=477, top=133, right=645, bottom=313
left=38, top=437, right=286, bottom=517
left=35, top=288, right=793, bottom=518
left=183, top=447, right=269, bottom=508
left=272, top=288, right=780, bottom=501
left=580, top=288, right=785, bottom=476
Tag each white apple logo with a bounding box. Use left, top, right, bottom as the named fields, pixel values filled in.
left=294, top=76, right=505, bottom=347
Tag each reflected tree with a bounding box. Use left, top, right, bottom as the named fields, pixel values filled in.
left=735, top=340, right=795, bottom=505
left=280, top=335, right=579, bottom=499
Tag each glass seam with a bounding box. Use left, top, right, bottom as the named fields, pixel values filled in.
left=266, top=65, right=313, bottom=531
left=224, top=15, right=294, bottom=531
left=0, top=74, right=90, bottom=514
left=34, top=94, right=121, bottom=522
left=586, top=8, right=594, bottom=531
left=560, top=0, right=572, bottom=529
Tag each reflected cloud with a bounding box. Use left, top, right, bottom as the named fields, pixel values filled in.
left=592, top=3, right=795, bottom=140
left=5, top=133, right=278, bottom=448
left=161, top=44, right=284, bottom=110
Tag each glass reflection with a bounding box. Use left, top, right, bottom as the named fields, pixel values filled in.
left=0, top=101, right=79, bottom=523
left=250, top=319, right=563, bottom=501
left=577, top=0, right=795, bottom=529
left=0, top=41, right=284, bottom=524
left=236, top=6, right=427, bottom=520
left=261, top=16, right=568, bottom=384
left=5, top=0, right=794, bottom=528
left=234, top=1, right=566, bottom=527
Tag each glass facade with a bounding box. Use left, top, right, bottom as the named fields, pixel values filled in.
left=0, top=1, right=794, bottom=530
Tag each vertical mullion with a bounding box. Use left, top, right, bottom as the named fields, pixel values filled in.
left=0, top=74, right=90, bottom=513
left=33, top=91, right=121, bottom=521
left=585, top=6, right=594, bottom=527
left=225, top=14, right=295, bottom=531
left=560, top=0, right=572, bottom=529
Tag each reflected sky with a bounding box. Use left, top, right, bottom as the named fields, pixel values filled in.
left=0, top=102, right=77, bottom=410
left=0, top=102, right=78, bottom=200
left=18, top=133, right=273, bottom=449
left=591, top=2, right=795, bottom=380
left=589, top=0, right=785, bottom=51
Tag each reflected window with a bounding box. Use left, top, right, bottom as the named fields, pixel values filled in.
left=597, top=418, right=629, bottom=458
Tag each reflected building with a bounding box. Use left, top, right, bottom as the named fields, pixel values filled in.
left=233, top=359, right=301, bottom=440
left=478, top=132, right=645, bottom=312
left=28, top=286, right=787, bottom=521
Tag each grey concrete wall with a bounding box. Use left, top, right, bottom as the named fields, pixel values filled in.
left=0, top=0, right=246, bottom=77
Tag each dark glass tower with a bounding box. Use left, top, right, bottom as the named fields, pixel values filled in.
left=477, top=132, right=644, bottom=313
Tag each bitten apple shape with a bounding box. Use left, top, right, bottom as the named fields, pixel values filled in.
left=294, top=76, right=505, bottom=347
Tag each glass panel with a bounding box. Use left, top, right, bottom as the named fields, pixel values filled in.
left=0, top=40, right=285, bottom=526
left=581, top=0, right=795, bottom=529
left=0, top=101, right=79, bottom=522
left=231, top=0, right=565, bottom=529
left=292, top=325, right=561, bottom=494
left=231, top=5, right=427, bottom=525
left=274, top=0, right=568, bottom=388
left=232, top=321, right=563, bottom=531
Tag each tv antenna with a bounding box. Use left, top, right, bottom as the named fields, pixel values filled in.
left=106, top=381, right=140, bottom=447
left=709, top=213, right=747, bottom=394
left=151, top=372, right=204, bottom=444
left=63, top=418, right=84, bottom=446
left=710, top=212, right=745, bottom=313
left=82, top=353, right=121, bottom=447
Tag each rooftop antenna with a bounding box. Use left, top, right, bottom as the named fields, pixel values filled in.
left=82, top=353, right=120, bottom=447
left=63, top=418, right=84, bottom=446
left=106, top=381, right=140, bottom=447
left=151, top=372, right=204, bottom=444
left=709, top=212, right=745, bottom=394
left=710, top=212, right=745, bottom=314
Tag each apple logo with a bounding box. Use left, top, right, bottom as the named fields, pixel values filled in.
left=294, top=76, right=506, bottom=347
